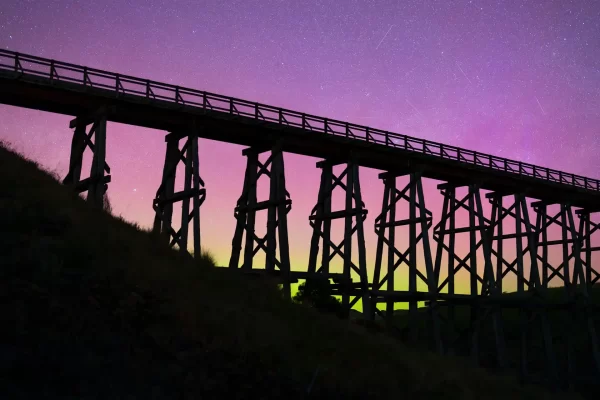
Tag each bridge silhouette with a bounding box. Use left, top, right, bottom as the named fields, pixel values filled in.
left=1, top=49, right=599, bottom=390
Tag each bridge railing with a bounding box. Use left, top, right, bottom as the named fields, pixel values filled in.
left=1, top=49, right=599, bottom=194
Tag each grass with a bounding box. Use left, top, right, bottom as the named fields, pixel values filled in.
left=0, top=140, right=583, bottom=399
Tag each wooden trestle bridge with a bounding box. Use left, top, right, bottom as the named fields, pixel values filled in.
left=1, top=49, right=599, bottom=391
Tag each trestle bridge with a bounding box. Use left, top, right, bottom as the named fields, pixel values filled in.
left=1, top=49, right=599, bottom=391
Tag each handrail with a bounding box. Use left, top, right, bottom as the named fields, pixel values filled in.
left=1, top=49, right=599, bottom=194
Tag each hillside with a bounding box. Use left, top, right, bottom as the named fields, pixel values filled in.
left=389, top=287, right=600, bottom=386
left=0, top=141, right=580, bottom=399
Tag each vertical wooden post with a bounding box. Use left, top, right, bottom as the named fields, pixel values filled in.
left=87, top=116, right=107, bottom=207
left=515, top=194, right=528, bottom=380
left=307, top=165, right=328, bottom=275
left=191, top=135, right=202, bottom=258
left=467, top=185, right=479, bottom=364
left=242, top=151, right=259, bottom=271
left=229, top=154, right=253, bottom=269
left=274, top=150, right=292, bottom=299
left=494, top=196, right=504, bottom=293
left=64, top=123, right=86, bottom=186
left=341, top=163, right=354, bottom=310
left=522, top=199, right=556, bottom=380
left=416, top=177, right=443, bottom=353
left=179, top=135, right=194, bottom=254
left=566, top=207, right=600, bottom=377
left=353, top=163, right=370, bottom=317
left=560, top=205, right=575, bottom=386
left=266, top=151, right=278, bottom=272
left=538, top=205, right=549, bottom=287
left=371, top=176, right=391, bottom=322
left=447, top=188, right=457, bottom=337
left=321, top=165, right=333, bottom=275
left=156, top=137, right=179, bottom=244
left=385, top=177, right=396, bottom=323
left=408, top=173, right=417, bottom=342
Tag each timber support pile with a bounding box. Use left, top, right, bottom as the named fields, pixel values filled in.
left=63, top=109, right=111, bottom=207
left=152, top=128, right=206, bottom=259
left=307, top=159, right=370, bottom=317
left=532, top=203, right=600, bottom=388
left=370, top=170, right=441, bottom=350
left=486, top=192, right=555, bottom=382
left=432, top=183, right=501, bottom=365
left=229, top=143, right=292, bottom=299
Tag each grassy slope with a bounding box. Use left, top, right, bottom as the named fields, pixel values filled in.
left=0, top=142, right=579, bottom=399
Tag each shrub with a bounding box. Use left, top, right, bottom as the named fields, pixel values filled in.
left=293, top=279, right=345, bottom=319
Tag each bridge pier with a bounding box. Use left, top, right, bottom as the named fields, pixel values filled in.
left=307, top=159, right=370, bottom=318
left=433, top=183, right=498, bottom=365
left=533, top=202, right=600, bottom=387
left=152, top=129, right=206, bottom=259
left=229, top=143, right=292, bottom=299
left=487, top=193, right=556, bottom=382
left=370, top=170, right=441, bottom=351
left=577, top=210, right=600, bottom=378
left=576, top=210, right=600, bottom=289
left=63, top=112, right=111, bottom=208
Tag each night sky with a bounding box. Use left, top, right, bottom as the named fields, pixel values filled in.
left=1, top=0, right=599, bottom=296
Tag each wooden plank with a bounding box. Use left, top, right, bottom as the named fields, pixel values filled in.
left=63, top=123, right=86, bottom=186
left=242, top=152, right=259, bottom=270
left=236, top=198, right=291, bottom=212
left=178, top=135, right=193, bottom=254
left=87, top=115, right=107, bottom=206
left=161, top=137, right=179, bottom=244
left=274, top=148, right=292, bottom=299
left=191, top=133, right=202, bottom=259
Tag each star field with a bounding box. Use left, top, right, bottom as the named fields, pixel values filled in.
left=1, top=0, right=599, bottom=281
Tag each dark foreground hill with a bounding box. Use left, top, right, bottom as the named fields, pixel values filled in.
left=0, top=142, right=579, bottom=399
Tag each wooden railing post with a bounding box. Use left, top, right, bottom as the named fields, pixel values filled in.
left=14, top=53, right=20, bottom=72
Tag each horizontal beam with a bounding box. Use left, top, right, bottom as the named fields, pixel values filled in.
left=537, top=239, right=576, bottom=246
left=371, top=290, right=600, bottom=310
left=74, top=175, right=111, bottom=194
left=241, top=144, right=277, bottom=156
left=492, top=232, right=530, bottom=240
left=69, top=106, right=115, bottom=128
left=309, top=208, right=367, bottom=221
left=375, top=216, right=430, bottom=229
left=315, top=158, right=352, bottom=168
left=378, top=169, right=414, bottom=179
left=437, top=226, right=485, bottom=235
left=437, top=181, right=476, bottom=190
left=485, top=191, right=525, bottom=199
left=236, top=198, right=291, bottom=212
left=155, top=188, right=206, bottom=206
left=581, top=246, right=600, bottom=252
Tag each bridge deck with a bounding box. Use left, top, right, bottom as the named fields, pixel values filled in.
left=0, top=49, right=598, bottom=210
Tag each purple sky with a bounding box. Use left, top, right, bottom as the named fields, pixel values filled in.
left=1, top=0, right=599, bottom=296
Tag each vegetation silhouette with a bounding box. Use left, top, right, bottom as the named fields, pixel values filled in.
left=0, top=140, right=583, bottom=399
left=293, top=279, right=346, bottom=319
